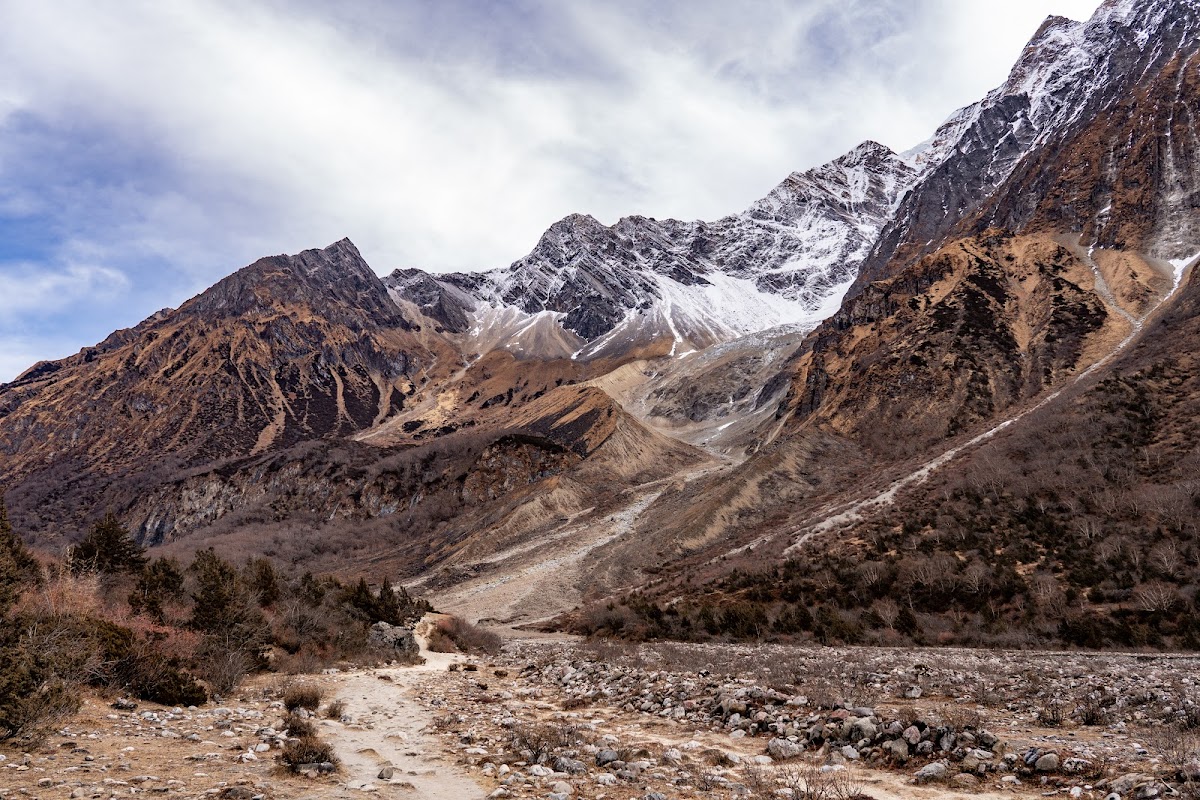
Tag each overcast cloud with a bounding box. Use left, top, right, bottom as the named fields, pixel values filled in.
left=0, top=0, right=1103, bottom=381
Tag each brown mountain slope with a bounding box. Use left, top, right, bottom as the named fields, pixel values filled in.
left=0, top=240, right=456, bottom=538
left=113, top=384, right=710, bottom=593
left=571, top=231, right=1169, bottom=588
left=984, top=49, right=1200, bottom=256
left=779, top=231, right=1143, bottom=458
left=604, top=256, right=1200, bottom=649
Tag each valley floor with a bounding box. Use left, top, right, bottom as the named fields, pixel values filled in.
left=3, top=622, right=1197, bottom=800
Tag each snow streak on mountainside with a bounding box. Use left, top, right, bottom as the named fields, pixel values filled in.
left=868, top=0, right=1200, bottom=286
left=387, top=142, right=916, bottom=360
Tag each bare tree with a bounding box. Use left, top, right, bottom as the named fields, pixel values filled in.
left=1133, top=582, right=1181, bottom=613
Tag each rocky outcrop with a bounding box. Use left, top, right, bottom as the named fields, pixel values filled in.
left=860, top=0, right=1200, bottom=288
left=367, top=622, right=419, bottom=657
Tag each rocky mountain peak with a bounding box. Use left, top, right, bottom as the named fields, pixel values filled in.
left=386, top=138, right=919, bottom=358
left=179, top=238, right=411, bottom=331
left=859, top=0, right=1200, bottom=289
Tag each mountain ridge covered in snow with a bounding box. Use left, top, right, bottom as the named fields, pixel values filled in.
left=387, top=140, right=918, bottom=360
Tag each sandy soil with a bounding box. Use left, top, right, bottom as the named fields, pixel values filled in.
left=320, top=621, right=487, bottom=799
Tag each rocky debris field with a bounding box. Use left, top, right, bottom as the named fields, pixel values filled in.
left=3, top=639, right=1200, bottom=800
left=416, top=640, right=1200, bottom=800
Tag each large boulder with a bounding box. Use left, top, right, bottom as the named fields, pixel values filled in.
left=767, top=738, right=803, bottom=760
left=368, top=622, right=419, bottom=656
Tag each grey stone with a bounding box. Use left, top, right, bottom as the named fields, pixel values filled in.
left=368, top=622, right=419, bottom=656
left=767, top=738, right=802, bottom=760
left=882, top=739, right=910, bottom=763
left=914, top=760, right=948, bottom=784
left=554, top=757, right=586, bottom=775
left=850, top=718, right=877, bottom=742
left=1035, top=752, right=1060, bottom=773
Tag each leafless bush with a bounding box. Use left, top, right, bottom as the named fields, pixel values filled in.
left=741, top=762, right=775, bottom=799
left=938, top=703, right=983, bottom=732
left=200, top=648, right=252, bottom=696
left=1181, top=704, right=1200, bottom=731
left=507, top=721, right=582, bottom=764
left=775, top=763, right=870, bottom=800
left=282, top=683, right=324, bottom=712
left=970, top=680, right=1003, bottom=707
left=429, top=616, right=502, bottom=655
left=0, top=679, right=80, bottom=748
left=280, top=735, right=338, bottom=772
left=1143, top=725, right=1200, bottom=772
left=1037, top=699, right=1065, bottom=727
left=428, top=713, right=464, bottom=733
left=695, top=771, right=728, bottom=791
left=282, top=711, right=316, bottom=738
left=323, top=699, right=346, bottom=719
left=1077, top=694, right=1110, bottom=727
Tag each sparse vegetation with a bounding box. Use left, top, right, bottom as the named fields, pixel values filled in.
left=506, top=721, right=582, bottom=765
left=280, top=735, right=338, bottom=773
left=428, top=615, right=502, bottom=655
left=283, top=683, right=324, bottom=712
left=0, top=494, right=436, bottom=740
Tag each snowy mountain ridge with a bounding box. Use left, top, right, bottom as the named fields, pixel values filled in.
left=390, top=0, right=1200, bottom=363
left=387, top=140, right=917, bottom=360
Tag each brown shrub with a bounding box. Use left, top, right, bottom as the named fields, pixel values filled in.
left=431, top=616, right=502, bottom=655
left=283, top=711, right=316, bottom=738
left=280, top=735, right=338, bottom=772
left=507, top=721, right=582, bottom=764
left=282, top=684, right=324, bottom=712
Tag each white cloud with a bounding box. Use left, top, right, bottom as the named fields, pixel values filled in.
left=0, top=0, right=1107, bottom=380
left=0, top=261, right=129, bottom=320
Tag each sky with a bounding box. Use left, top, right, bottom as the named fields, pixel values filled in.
left=0, top=0, right=1103, bottom=382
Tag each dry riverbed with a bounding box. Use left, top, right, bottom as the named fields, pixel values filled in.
left=2, top=633, right=1198, bottom=800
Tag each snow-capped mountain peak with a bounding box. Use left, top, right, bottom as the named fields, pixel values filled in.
left=388, top=142, right=916, bottom=360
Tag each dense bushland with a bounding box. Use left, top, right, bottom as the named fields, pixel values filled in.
left=0, top=498, right=431, bottom=745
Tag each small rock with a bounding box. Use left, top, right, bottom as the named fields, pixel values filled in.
left=554, top=757, right=586, bottom=775
left=951, top=773, right=979, bottom=788
left=882, top=738, right=910, bottom=764
left=378, top=767, right=394, bottom=780
left=1035, top=753, right=1060, bottom=773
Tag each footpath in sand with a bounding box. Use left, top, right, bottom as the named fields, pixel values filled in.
left=321, top=621, right=486, bottom=799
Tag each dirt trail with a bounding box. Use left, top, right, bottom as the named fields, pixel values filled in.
left=778, top=250, right=1196, bottom=556
left=322, top=620, right=487, bottom=799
